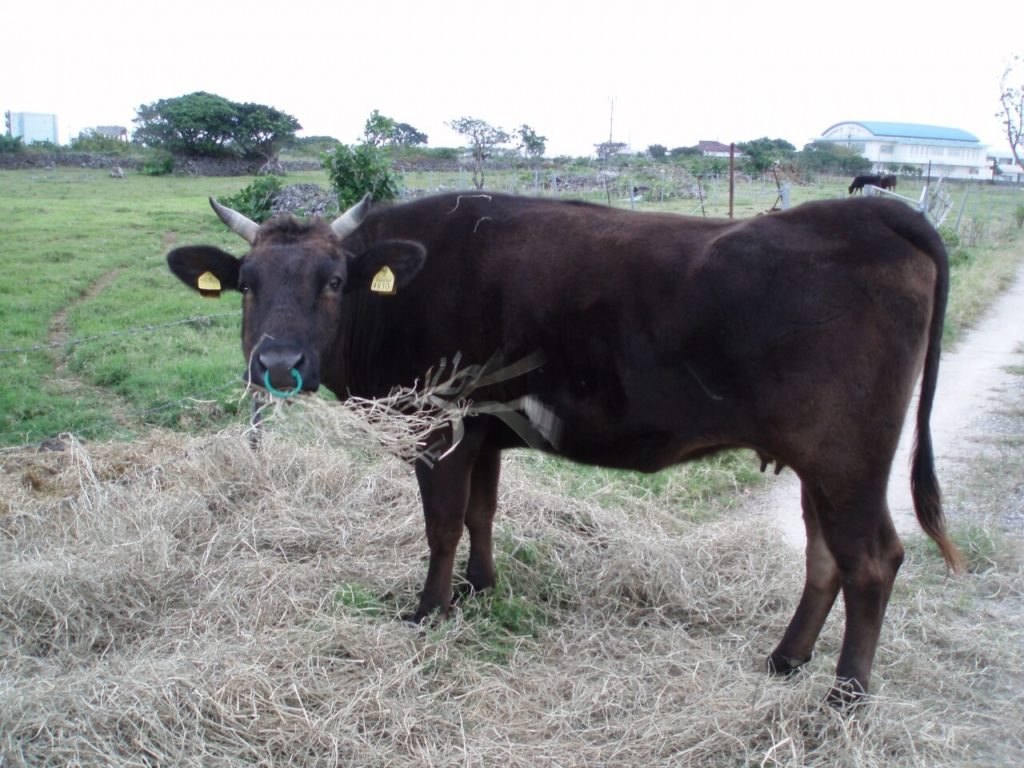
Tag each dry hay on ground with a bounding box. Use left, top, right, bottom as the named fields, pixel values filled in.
left=1, top=399, right=1023, bottom=767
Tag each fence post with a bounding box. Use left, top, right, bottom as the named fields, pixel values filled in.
left=954, top=187, right=970, bottom=232
left=728, top=143, right=735, bottom=219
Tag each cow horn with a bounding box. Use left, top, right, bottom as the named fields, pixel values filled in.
left=209, top=197, right=260, bottom=244
left=331, top=193, right=372, bottom=238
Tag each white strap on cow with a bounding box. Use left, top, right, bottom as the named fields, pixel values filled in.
left=419, top=351, right=560, bottom=465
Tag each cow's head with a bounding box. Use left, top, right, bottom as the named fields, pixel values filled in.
left=167, top=195, right=426, bottom=395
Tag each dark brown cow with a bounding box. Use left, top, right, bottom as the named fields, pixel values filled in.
left=167, top=192, right=959, bottom=704
left=848, top=174, right=882, bottom=194
left=880, top=174, right=898, bottom=191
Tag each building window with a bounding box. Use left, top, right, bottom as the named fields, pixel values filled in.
left=880, top=144, right=894, bottom=154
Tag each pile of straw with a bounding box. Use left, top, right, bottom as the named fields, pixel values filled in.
left=2, top=397, right=1022, bottom=766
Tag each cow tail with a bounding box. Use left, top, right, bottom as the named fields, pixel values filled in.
left=908, top=214, right=963, bottom=573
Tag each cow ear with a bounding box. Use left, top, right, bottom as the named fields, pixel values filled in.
left=347, top=239, right=427, bottom=296
left=167, top=246, right=241, bottom=297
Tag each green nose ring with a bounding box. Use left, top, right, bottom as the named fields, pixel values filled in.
left=263, top=368, right=303, bottom=399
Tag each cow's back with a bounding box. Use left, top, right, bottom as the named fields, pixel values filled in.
left=341, top=194, right=940, bottom=474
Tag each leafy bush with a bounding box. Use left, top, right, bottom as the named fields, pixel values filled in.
left=70, top=130, right=129, bottom=155
left=418, top=146, right=460, bottom=162
left=285, top=135, right=342, bottom=158
left=0, top=134, right=24, bottom=153
left=219, top=176, right=284, bottom=222
left=938, top=225, right=961, bottom=250
left=140, top=151, right=174, bottom=176
left=939, top=225, right=973, bottom=267
left=948, top=248, right=974, bottom=268
left=321, top=143, right=400, bottom=208
left=794, top=141, right=872, bottom=176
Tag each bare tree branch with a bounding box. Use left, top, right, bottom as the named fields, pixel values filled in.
left=997, top=56, right=1024, bottom=174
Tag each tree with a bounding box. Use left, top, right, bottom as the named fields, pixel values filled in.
left=515, top=124, right=547, bottom=160
left=133, top=92, right=300, bottom=164
left=669, top=146, right=701, bottom=158
left=233, top=102, right=302, bottom=166
left=796, top=141, right=871, bottom=176
left=447, top=116, right=510, bottom=189
left=363, top=109, right=397, bottom=147
left=393, top=122, right=428, bottom=147
left=364, top=111, right=428, bottom=148
left=997, top=56, right=1024, bottom=174
left=737, top=137, right=795, bottom=174
left=647, top=144, right=668, bottom=161
left=134, top=92, right=237, bottom=157
left=594, top=141, right=627, bottom=162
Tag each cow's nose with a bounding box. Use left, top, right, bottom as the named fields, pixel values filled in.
left=258, top=349, right=305, bottom=390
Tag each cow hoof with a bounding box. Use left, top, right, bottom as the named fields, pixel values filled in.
left=401, top=600, right=452, bottom=627
left=400, top=611, right=426, bottom=626
left=767, top=652, right=811, bottom=677
left=826, top=678, right=868, bottom=709
left=452, top=582, right=491, bottom=605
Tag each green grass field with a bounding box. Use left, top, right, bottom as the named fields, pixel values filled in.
left=0, top=166, right=1021, bottom=450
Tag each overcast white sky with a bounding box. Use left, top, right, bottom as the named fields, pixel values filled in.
left=4, top=0, right=1020, bottom=156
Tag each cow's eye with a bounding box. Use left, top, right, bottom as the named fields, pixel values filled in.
left=238, top=282, right=251, bottom=295
left=328, top=276, right=343, bottom=291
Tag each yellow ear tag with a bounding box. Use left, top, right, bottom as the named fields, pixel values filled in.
left=197, top=271, right=222, bottom=298
left=370, top=265, right=397, bottom=296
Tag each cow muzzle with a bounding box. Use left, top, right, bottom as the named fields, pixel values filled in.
left=250, top=345, right=320, bottom=397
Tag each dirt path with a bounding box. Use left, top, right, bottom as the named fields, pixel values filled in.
left=46, top=268, right=136, bottom=431
left=48, top=269, right=122, bottom=376
left=763, top=262, right=1024, bottom=547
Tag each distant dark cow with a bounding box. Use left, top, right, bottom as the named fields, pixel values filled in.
left=848, top=174, right=882, bottom=194
left=167, top=192, right=959, bottom=704
left=880, top=174, right=898, bottom=191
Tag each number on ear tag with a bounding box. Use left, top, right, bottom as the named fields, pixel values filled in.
left=370, top=266, right=397, bottom=295
left=197, top=271, right=222, bottom=298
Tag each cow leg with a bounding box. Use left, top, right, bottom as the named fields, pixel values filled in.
left=409, top=436, right=484, bottom=623
left=775, top=478, right=905, bottom=704
left=768, top=484, right=841, bottom=676
left=827, top=507, right=905, bottom=705
left=462, top=447, right=502, bottom=597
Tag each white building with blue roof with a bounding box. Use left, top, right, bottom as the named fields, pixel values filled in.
left=817, top=121, right=989, bottom=180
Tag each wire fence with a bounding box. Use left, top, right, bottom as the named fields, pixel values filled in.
left=402, top=167, right=755, bottom=208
